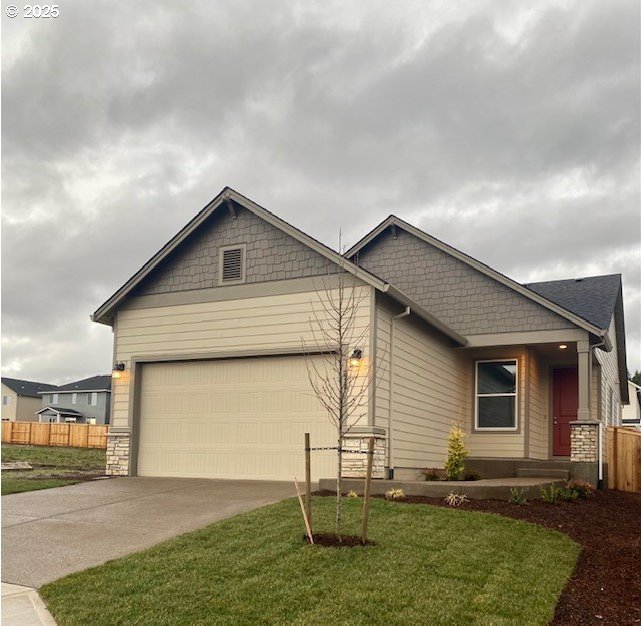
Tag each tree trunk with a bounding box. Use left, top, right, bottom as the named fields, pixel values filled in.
left=336, top=430, right=342, bottom=539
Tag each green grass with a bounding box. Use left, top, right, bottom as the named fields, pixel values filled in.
left=1, top=478, right=79, bottom=495
left=41, top=497, right=579, bottom=625
left=1, top=444, right=106, bottom=495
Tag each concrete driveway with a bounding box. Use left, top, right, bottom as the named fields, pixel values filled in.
left=2, top=477, right=294, bottom=588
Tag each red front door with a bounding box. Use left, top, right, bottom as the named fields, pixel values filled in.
left=553, top=368, right=578, bottom=456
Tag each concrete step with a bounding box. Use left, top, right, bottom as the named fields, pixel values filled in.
left=516, top=468, right=570, bottom=480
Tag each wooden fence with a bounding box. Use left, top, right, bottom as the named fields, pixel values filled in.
left=607, top=426, right=641, bottom=493
left=1, top=421, right=108, bottom=449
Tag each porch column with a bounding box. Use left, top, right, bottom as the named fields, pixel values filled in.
left=577, top=340, right=591, bottom=421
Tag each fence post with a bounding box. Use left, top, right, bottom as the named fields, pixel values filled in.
left=304, top=433, right=312, bottom=536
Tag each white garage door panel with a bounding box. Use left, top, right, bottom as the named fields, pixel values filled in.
left=137, top=356, right=335, bottom=480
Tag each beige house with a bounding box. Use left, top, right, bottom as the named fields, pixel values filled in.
left=92, top=188, right=629, bottom=485
left=622, top=380, right=641, bottom=427
left=1, top=378, right=58, bottom=422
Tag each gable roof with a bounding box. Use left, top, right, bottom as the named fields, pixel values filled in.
left=53, top=375, right=112, bottom=393
left=37, top=406, right=84, bottom=416
left=346, top=215, right=608, bottom=341
left=524, top=275, right=621, bottom=331
left=1, top=377, right=58, bottom=398
left=91, top=188, right=467, bottom=346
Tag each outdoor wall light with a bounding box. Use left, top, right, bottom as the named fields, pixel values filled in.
left=559, top=344, right=568, bottom=350
left=349, top=349, right=363, bottom=367
left=112, top=362, right=126, bottom=379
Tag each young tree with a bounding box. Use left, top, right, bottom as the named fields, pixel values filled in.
left=444, top=423, right=468, bottom=481
left=630, top=370, right=641, bottom=387
left=303, top=255, right=378, bottom=538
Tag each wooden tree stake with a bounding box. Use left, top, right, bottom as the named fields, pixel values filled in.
left=361, top=436, right=375, bottom=545
left=294, top=478, right=314, bottom=544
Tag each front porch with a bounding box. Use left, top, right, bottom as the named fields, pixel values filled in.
left=319, top=476, right=567, bottom=501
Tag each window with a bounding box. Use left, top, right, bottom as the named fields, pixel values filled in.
left=90, top=392, right=98, bottom=406
left=52, top=393, right=59, bottom=404
left=72, top=393, right=77, bottom=404
left=2, top=396, right=11, bottom=406
left=475, top=360, right=518, bottom=430
left=219, top=245, right=246, bottom=285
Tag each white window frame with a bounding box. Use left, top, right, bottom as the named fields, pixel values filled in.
left=52, top=393, right=59, bottom=404
left=474, top=359, right=519, bottom=432
left=218, top=244, right=246, bottom=286
left=2, top=396, right=11, bottom=406
left=72, top=393, right=77, bottom=404
left=90, top=392, right=98, bottom=406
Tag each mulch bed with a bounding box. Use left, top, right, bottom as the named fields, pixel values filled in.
left=317, top=489, right=640, bottom=624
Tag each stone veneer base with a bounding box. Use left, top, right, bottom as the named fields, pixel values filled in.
left=106, top=428, right=131, bottom=476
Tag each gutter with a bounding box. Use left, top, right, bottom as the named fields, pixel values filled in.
left=387, top=306, right=411, bottom=479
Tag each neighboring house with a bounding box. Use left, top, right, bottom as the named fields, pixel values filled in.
left=92, top=188, right=628, bottom=485
left=36, top=406, right=85, bottom=424
left=622, top=380, right=641, bottom=427
left=1, top=378, right=58, bottom=422
left=38, top=376, right=112, bottom=424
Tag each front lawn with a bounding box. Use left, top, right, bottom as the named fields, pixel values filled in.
left=41, top=496, right=579, bottom=625
left=1, top=444, right=106, bottom=495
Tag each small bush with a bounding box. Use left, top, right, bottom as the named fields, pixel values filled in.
left=462, top=469, right=481, bottom=481
left=540, top=483, right=565, bottom=504
left=566, top=479, right=595, bottom=498
left=422, top=468, right=445, bottom=481
left=444, top=492, right=469, bottom=507
left=346, top=490, right=359, bottom=499
left=508, top=487, right=527, bottom=505
left=385, top=488, right=406, bottom=501
left=444, top=424, right=469, bottom=481
left=559, top=487, right=579, bottom=502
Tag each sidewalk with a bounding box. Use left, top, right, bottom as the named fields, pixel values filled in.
left=2, top=583, right=56, bottom=625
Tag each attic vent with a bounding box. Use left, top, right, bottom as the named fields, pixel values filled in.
left=219, top=245, right=246, bottom=285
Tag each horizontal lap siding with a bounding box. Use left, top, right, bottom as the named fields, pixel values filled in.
left=375, top=305, right=392, bottom=430
left=528, top=349, right=548, bottom=460
left=596, top=318, right=621, bottom=426
left=391, top=315, right=467, bottom=468
left=112, top=286, right=372, bottom=429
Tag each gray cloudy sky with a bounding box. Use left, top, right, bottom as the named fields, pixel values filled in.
left=2, top=0, right=640, bottom=384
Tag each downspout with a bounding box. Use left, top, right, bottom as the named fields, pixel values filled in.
left=388, top=306, right=411, bottom=479
left=591, top=335, right=607, bottom=490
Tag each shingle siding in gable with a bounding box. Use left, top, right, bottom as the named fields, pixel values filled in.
left=354, top=229, right=575, bottom=335
left=134, top=207, right=337, bottom=296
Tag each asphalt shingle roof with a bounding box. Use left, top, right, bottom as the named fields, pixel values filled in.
left=1, top=377, right=58, bottom=398
left=38, top=406, right=84, bottom=415
left=523, top=274, right=621, bottom=331
left=55, top=375, right=112, bottom=392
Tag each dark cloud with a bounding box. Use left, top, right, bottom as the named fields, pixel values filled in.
left=2, top=0, right=639, bottom=383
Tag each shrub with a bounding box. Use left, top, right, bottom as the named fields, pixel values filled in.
left=540, top=483, right=565, bottom=504
left=559, top=487, right=579, bottom=502
left=462, top=469, right=481, bottom=481
left=422, top=468, right=445, bottom=481
left=444, top=424, right=469, bottom=481
left=508, top=487, right=527, bottom=505
left=346, top=490, right=359, bottom=499
left=444, top=492, right=469, bottom=507
left=566, top=479, right=595, bottom=498
left=385, top=488, right=406, bottom=501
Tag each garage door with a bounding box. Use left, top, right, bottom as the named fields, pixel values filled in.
left=137, top=356, right=336, bottom=481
